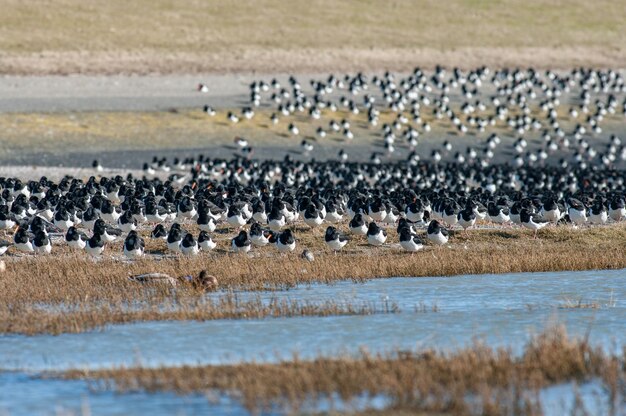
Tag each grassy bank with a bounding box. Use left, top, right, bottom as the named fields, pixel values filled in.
left=1, top=105, right=623, bottom=166
left=1, top=0, right=625, bottom=74
left=1, top=225, right=625, bottom=334
left=62, top=327, right=625, bottom=415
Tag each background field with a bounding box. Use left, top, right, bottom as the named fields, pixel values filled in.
left=1, top=0, right=625, bottom=74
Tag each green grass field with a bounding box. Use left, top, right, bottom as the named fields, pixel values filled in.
left=1, top=0, right=625, bottom=74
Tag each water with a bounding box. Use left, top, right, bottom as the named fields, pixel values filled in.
left=0, top=372, right=244, bottom=416
left=1, top=269, right=623, bottom=371
left=0, top=269, right=624, bottom=415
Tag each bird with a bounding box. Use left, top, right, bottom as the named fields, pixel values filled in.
left=567, top=198, right=587, bottom=225
left=250, top=222, right=271, bottom=247
left=609, top=197, right=625, bottom=222
left=197, top=212, right=217, bottom=233
left=177, top=197, right=197, bottom=220
left=427, top=220, right=449, bottom=245
left=276, top=229, right=296, bottom=252
left=520, top=208, right=549, bottom=238
left=303, top=204, right=324, bottom=228
left=181, top=233, right=199, bottom=256
left=151, top=224, right=168, bottom=239
left=0, top=239, right=12, bottom=256
left=457, top=205, right=476, bottom=231
left=349, top=213, right=368, bottom=235
left=399, top=228, right=424, bottom=253
left=198, top=231, right=217, bottom=251
left=13, top=228, right=34, bottom=253
left=82, top=206, right=99, bottom=230
left=94, top=219, right=123, bottom=243
left=85, top=233, right=105, bottom=257
left=487, top=202, right=510, bottom=225
left=226, top=205, right=247, bottom=228
left=32, top=230, right=51, bottom=255
left=167, top=225, right=183, bottom=253
left=123, top=230, right=145, bottom=259
left=324, top=226, right=349, bottom=252
left=145, top=202, right=167, bottom=223
left=366, top=222, right=387, bottom=246
left=588, top=201, right=608, bottom=224
left=231, top=230, right=251, bottom=253
left=0, top=211, right=17, bottom=232
left=268, top=206, right=286, bottom=231
left=540, top=198, right=561, bottom=223
left=53, top=207, right=74, bottom=231
left=117, top=210, right=137, bottom=233
left=301, top=249, right=315, bottom=262
left=65, top=226, right=88, bottom=250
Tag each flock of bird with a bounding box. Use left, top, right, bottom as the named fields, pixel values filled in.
left=1, top=155, right=625, bottom=259
left=1, top=67, right=625, bottom=260
left=199, top=66, right=626, bottom=169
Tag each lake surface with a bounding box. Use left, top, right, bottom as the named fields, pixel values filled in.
left=0, top=269, right=624, bottom=415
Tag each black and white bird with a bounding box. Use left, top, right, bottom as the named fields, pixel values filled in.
left=0, top=239, right=11, bottom=256
left=540, top=198, right=561, bottom=223
left=167, top=225, right=183, bottom=253
left=427, top=220, right=449, bottom=245
left=181, top=233, right=199, bottom=256
left=100, top=200, right=122, bottom=223
left=609, top=196, right=625, bottom=222
left=268, top=206, right=286, bottom=231
left=151, top=224, right=168, bottom=239
left=250, top=222, right=271, bottom=246
left=198, top=231, right=216, bottom=251
left=33, top=231, right=51, bottom=255
left=82, top=206, right=99, bottom=230
left=13, top=228, right=34, bottom=253
left=94, top=219, right=123, bottom=243
left=145, top=202, right=167, bottom=223
left=487, top=202, right=510, bottom=224
left=65, top=226, right=88, bottom=250
left=348, top=213, right=368, bottom=235
left=53, top=207, right=74, bottom=231
left=118, top=210, right=137, bottom=233
left=85, top=232, right=105, bottom=257
left=123, top=230, right=145, bottom=259
left=399, top=228, right=423, bottom=253
left=520, top=208, right=549, bottom=238
left=197, top=212, right=217, bottom=233
left=303, top=204, right=324, bottom=228
left=566, top=198, right=587, bottom=225
left=366, top=222, right=387, bottom=246
left=231, top=230, right=251, bottom=253
left=177, top=197, right=197, bottom=220
left=588, top=200, right=608, bottom=224
left=0, top=210, right=17, bottom=232
left=276, top=229, right=296, bottom=252
left=324, top=226, right=349, bottom=252
left=226, top=205, right=247, bottom=228
left=457, top=205, right=476, bottom=231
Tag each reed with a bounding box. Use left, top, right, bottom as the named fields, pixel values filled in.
left=0, top=294, right=400, bottom=335
left=62, top=327, right=626, bottom=415
left=1, top=225, right=624, bottom=334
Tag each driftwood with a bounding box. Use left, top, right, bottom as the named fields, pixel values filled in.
left=128, top=270, right=218, bottom=291
left=128, top=272, right=178, bottom=287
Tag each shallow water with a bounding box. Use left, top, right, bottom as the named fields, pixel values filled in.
left=1, top=269, right=625, bottom=415
left=0, top=372, right=243, bottom=416
left=0, top=372, right=618, bottom=416
left=0, top=269, right=624, bottom=372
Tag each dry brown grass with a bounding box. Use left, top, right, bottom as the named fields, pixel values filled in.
left=0, top=294, right=398, bottom=335
left=62, top=327, right=626, bottom=415
left=1, top=224, right=624, bottom=334
left=1, top=0, right=625, bottom=74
